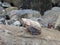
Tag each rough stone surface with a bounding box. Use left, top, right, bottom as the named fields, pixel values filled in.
left=7, top=9, right=41, bottom=19
left=54, top=13, right=60, bottom=28
left=0, top=25, right=59, bottom=45
left=56, top=24, right=60, bottom=31
left=38, top=7, right=60, bottom=28
left=0, top=6, right=5, bottom=16
left=5, top=7, right=18, bottom=14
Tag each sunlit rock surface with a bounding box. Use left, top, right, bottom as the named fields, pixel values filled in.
left=0, top=25, right=59, bottom=45
left=0, top=1, right=60, bottom=45
left=37, top=7, right=60, bottom=28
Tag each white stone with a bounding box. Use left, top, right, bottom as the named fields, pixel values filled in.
left=12, top=21, right=21, bottom=26
left=22, top=18, right=41, bottom=28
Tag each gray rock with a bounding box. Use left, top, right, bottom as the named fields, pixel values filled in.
left=41, top=8, right=60, bottom=28
left=52, top=7, right=60, bottom=12
left=7, top=20, right=21, bottom=26
left=8, top=9, right=41, bottom=19
left=0, top=17, right=5, bottom=24
left=12, top=20, right=21, bottom=26
left=5, top=7, right=18, bottom=15
left=0, top=2, right=2, bottom=6
left=0, top=6, right=5, bottom=16
left=27, top=26, right=41, bottom=35
left=2, top=2, right=11, bottom=7
left=56, top=24, right=60, bottom=31
left=54, top=13, right=60, bottom=28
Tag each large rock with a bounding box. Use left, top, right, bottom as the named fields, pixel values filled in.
left=0, top=25, right=60, bottom=45
left=5, top=7, right=18, bottom=14
left=52, top=7, right=60, bottom=12
left=56, top=24, right=60, bottom=31
left=39, top=7, right=60, bottom=28
left=7, top=9, right=41, bottom=19
left=54, top=13, right=60, bottom=28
